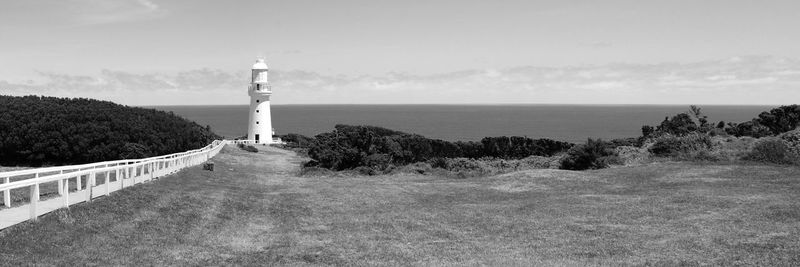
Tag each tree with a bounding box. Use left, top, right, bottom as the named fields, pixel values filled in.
left=656, top=113, right=698, bottom=136
left=689, top=105, right=711, bottom=133
left=642, top=125, right=655, bottom=137
left=756, top=105, right=800, bottom=135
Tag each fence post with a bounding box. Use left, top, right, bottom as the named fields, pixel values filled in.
left=58, top=170, right=64, bottom=196
left=105, top=170, right=110, bottom=196
left=30, top=183, right=39, bottom=221
left=63, top=178, right=70, bottom=208
left=2, top=176, right=9, bottom=208
left=119, top=167, right=125, bottom=190
left=30, top=172, right=41, bottom=221
left=87, top=172, right=96, bottom=201
left=76, top=173, right=82, bottom=191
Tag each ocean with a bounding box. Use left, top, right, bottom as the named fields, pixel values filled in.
left=151, top=105, right=772, bottom=143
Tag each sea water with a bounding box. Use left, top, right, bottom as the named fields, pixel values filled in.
left=151, top=105, right=771, bottom=143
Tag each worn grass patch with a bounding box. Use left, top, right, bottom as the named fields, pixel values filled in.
left=1, top=147, right=799, bottom=265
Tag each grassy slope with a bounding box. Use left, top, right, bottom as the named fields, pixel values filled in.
left=1, top=146, right=799, bottom=265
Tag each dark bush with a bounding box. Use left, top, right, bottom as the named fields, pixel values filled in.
left=237, top=143, right=259, bottom=153
left=429, top=157, right=449, bottom=169
left=560, top=139, right=620, bottom=170
left=720, top=105, right=800, bottom=137
left=779, top=130, right=800, bottom=157
left=306, top=124, right=574, bottom=171
left=725, top=120, right=772, bottom=138
left=281, top=133, right=315, bottom=148
left=756, top=105, right=800, bottom=135
left=656, top=113, right=698, bottom=136
left=0, top=95, right=219, bottom=166
left=642, top=125, right=655, bottom=138
left=425, top=155, right=562, bottom=178
left=609, top=137, right=642, bottom=148
left=648, top=133, right=714, bottom=158
left=744, top=138, right=796, bottom=164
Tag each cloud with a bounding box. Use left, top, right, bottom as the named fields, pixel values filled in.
left=579, top=42, right=613, bottom=48
left=3, top=55, right=800, bottom=105
left=70, top=0, right=167, bottom=25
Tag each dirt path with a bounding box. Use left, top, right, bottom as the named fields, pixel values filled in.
left=0, top=145, right=331, bottom=265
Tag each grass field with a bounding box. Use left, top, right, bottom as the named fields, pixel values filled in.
left=1, top=145, right=799, bottom=265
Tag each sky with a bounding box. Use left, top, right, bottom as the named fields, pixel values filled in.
left=1, top=0, right=800, bottom=105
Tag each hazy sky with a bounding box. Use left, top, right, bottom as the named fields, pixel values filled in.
left=2, top=0, right=800, bottom=105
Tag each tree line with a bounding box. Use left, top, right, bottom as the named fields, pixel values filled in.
left=642, top=104, right=800, bottom=138
left=303, top=124, right=573, bottom=170
left=0, top=95, right=219, bottom=166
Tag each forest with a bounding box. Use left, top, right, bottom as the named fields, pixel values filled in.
left=0, top=95, right=219, bottom=166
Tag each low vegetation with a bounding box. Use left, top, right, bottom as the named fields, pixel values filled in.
left=303, top=124, right=572, bottom=171
left=559, top=138, right=620, bottom=170
left=744, top=137, right=798, bottom=164
left=2, top=145, right=799, bottom=265
left=236, top=143, right=259, bottom=153
left=0, top=95, right=219, bottom=166
left=281, top=105, right=800, bottom=174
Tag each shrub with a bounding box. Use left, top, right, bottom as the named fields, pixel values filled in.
left=707, top=128, right=728, bottom=137
left=648, top=133, right=714, bottom=158
left=609, top=137, right=643, bottom=148
left=743, top=137, right=796, bottom=164
left=400, top=162, right=434, bottom=175
left=362, top=153, right=392, bottom=171
left=615, top=145, right=650, bottom=166
left=237, top=143, right=259, bottom=153
left=423, top=155, right=562, bottom=178
left=281, top=133, right=315, bottom=148
left=429, top=157, right=449, bottom=169
left=779, top=129, right=800, bottom=158
left=439, top=158, right=492, bottom=177
left=560, top=139, right=620, bottom=170
left=519, top=155, right=563, bottom=169
left=119, top=142, right=152, bottom=159
left=655, top=113, right=698, bottom=136
left=307, top=124, right=574, bottom=171
left=725, top=120, right=772, bottom=138
left=0, top=95, right=219, bottom=166
left=709, top=136, right=756, bottom=162
left=756, top=105, right=800, bottom=135
left=354, top=166, right=380, bottom=176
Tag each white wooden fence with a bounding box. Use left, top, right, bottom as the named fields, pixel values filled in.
left=0, top=139, right=238, bottom=230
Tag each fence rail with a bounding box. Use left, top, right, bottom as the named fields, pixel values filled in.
left=0, top=139, right=239, bottom=230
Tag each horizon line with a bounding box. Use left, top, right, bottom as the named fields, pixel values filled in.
left=141, top=103, right=785, bottom=107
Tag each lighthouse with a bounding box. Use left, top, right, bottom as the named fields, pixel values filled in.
left=247, top=58, right=274, bottom=144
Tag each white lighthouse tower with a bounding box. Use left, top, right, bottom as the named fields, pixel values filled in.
left=247, top=58, right=274, bottom=144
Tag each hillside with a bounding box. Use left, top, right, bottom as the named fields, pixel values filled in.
left=0, top=95, right=219, bottom=166
left=1, top=145, right=797, bottom=265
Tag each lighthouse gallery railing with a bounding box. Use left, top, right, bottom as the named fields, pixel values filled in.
left=0, top=139, right=241, bottom=230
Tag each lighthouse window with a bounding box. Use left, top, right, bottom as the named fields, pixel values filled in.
left=256, top=100, right=260, bottom=103
left=256, top=121, right=259, bottom=124
left=256, top=110, right=259, bottom=113
left=256, top=84, right=260, bottom=91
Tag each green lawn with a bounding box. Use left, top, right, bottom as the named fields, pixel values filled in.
left=1, top=146, right=798, bottom=265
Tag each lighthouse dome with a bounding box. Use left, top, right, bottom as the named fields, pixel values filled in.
left=252, top=59, right=268, bottom=70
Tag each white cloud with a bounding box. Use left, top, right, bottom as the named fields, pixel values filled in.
left=70, top=0, right=167, bottom=25
left=3, top=55, right=800, bottom=105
